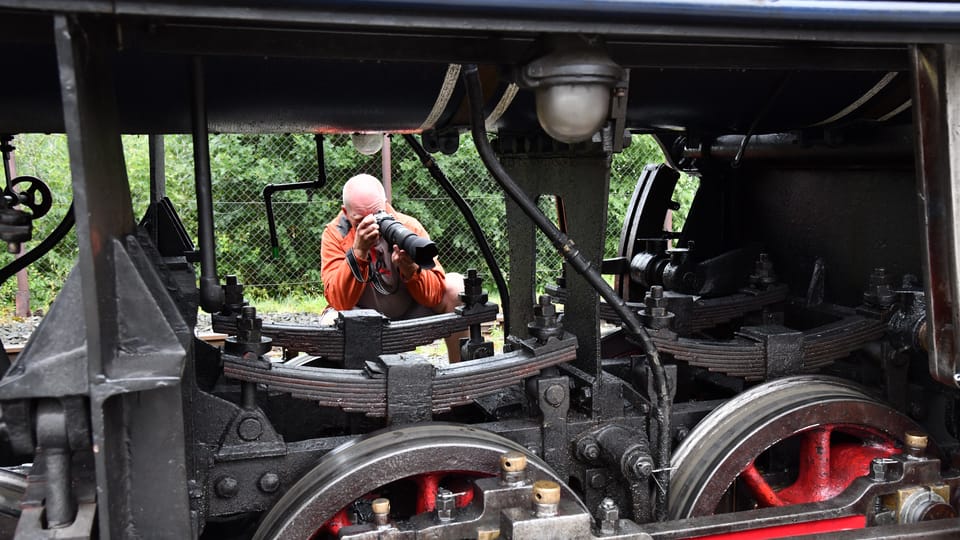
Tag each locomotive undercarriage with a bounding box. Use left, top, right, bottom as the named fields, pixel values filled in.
left=2, top=3, right=960, bottom=539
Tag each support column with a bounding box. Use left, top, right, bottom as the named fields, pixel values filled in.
left=54, top=15, right=192, bottom=537
left=499, top=139, right=611, bottom=416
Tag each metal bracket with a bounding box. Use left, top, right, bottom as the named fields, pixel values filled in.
left=739, top=325, right=805, bottom=379
left=380, top=353, right=435, bottom=425
left=340, top=310, right=387, bottom=369
left=536, top=376, right=570, bottom=480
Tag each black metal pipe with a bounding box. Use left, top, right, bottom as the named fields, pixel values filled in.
left=401, top=133, right=511, bottom=334
left=191, top=57, right=223, bottom=313
left=0, top=203, right=74, bottom=285
left=264, top=134, right=328, bottom=258
left=461, top=64, right=671, bottom=520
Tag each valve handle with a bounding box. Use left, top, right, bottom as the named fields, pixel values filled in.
left=10, top=176, right=52, bottom=219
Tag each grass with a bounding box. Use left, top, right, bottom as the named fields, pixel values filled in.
left=246, top=292, right=328, bottom=314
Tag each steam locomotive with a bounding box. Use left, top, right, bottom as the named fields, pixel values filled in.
left=1, top=1, right=959, bottom=538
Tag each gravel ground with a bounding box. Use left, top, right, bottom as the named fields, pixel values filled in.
left=0, top=316, right=43, bottom=347
left=1, top=312, right=327, bottom=348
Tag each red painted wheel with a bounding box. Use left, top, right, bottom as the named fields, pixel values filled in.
left=316, top=471, right=483, bottom=538
left=669, top=376, right=925, bottom=518
left=254, top=424, right=579, bottom=540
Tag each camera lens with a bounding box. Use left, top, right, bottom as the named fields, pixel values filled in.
left=374, top=212, right=438, bottom=268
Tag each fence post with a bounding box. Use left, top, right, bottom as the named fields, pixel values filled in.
left=8, top=147, right=31, bottom=317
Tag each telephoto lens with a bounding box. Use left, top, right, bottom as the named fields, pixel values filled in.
left=373, top=211, right=438, bottom=268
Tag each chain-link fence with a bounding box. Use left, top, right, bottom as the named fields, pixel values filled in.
left=4, top=133, right=682, bottom=313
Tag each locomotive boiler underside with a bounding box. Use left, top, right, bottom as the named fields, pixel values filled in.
left=1, top=2, right=960, bottom=539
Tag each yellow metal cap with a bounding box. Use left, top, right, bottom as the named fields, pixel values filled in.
left=371, top=497, right=390, bottom=515
left=905, top=431, right=928, bottom=450
left=532, top=480, right=561, bottom=505
left=500, top=452, right=527, bottom=472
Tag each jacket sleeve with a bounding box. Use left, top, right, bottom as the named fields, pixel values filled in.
left=320, top=222, right=368, bottom=311
left=398, top=215, right=447, bottom=308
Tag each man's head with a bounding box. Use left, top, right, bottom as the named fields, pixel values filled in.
left=342, top=173, right=386, bottom=228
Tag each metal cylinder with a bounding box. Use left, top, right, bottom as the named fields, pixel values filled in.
left=44, top=448, right=76, bottom=528
left=372, top=497, right=391, bottom=527
left=595, top=424, right=654, bottom=481
left=500, top=451, right=528, bottom=486
left=532, top=480, right=561, bottom=517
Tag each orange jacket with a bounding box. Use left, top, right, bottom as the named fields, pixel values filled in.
left=320, top=206, right=446, bottom=311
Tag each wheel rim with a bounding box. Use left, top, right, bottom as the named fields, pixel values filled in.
left=669, top=376, right=923, bottom=518
left=253, top=423, right=580, bottom=539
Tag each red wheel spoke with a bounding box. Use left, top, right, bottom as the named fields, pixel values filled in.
left=741, top=462, right=786, bottom=507
left=798, top=427, right=833, bottom=490
left=412, top=472, right=442, bottom=514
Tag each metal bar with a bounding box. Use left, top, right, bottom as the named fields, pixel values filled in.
left=191, top=55, right=223, bottom=313
left=149, top=134, right=165, bottom=205
left=55, top=15, right=193, bottom=538
left=54, top=13, right=132, bottom=537
left=910, top=44, right=960, bottom=388
left=7, top=1, right=959, bottom=44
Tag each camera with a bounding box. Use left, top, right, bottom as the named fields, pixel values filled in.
left=372, top=210, right=438, bottom=268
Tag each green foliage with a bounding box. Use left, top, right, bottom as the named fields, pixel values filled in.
left=1, top=132, right=697, bottom=317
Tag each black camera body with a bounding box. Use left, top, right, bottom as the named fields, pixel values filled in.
left=372, top=210, right=438, bottom=268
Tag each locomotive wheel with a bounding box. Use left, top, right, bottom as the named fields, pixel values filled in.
left=253, top=423, right=578, bottom=539
left=669, top=375, right=922, bottom=518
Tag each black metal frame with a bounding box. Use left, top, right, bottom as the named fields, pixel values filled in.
left=1, top=1, right=959, bottom=539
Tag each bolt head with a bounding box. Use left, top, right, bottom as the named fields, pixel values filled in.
left=583, top=443, right=600, bottom=461
left=544, top=384, right=566, bottom=407
left=870, top=457, right=896, bottom=481
left=534, top=302, right=556, bottom=318
left=587, top=470, right=607, bottom=488
left=632, top=458, right=653, bottom=478
left=215, top=476, right=239, bottom=498
left=258, top=472, right=280, bottom=493
left=577, top=438, right=601, bottom=461
left=238, top=417, right=263, bottom=441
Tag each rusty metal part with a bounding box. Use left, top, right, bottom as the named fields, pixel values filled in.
left=213, top=307, right=498, bottom=361
left=669, top=376, right=925, bottom=519
left=224, top=334, right=577, bottom=416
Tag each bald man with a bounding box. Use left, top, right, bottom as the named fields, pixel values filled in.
left=321, top=174, right=465, bottom=362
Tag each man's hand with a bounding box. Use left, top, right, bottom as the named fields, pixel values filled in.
left=353, top=214, right=380, bottom=258
left=392, top=245, right=419, bottom=280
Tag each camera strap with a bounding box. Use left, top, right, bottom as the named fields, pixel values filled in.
left=369, top=246, right=400, bottom=296
left=346, top=248, right=368, bottom=283
left=346, top=247, right=400, bottom=296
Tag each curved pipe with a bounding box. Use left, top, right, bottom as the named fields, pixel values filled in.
left=401, top=133, right=511, bottom=334
left=0, top=203, right=75, bottom=285
left=461, top=64, right=671, bottom=520
left=264, top=134, right=328, bottom=258
left=192, top=57, right=223, bottom=313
